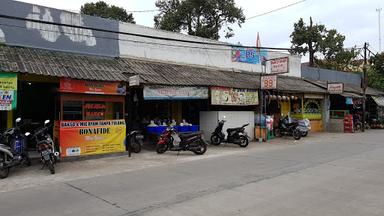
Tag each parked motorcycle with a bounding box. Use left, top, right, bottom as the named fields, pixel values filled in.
left=293, top=118, right=311, bottom=137
left=210, top=120, right=249, bottom=147
left=126, top=130, right=144, bottom=154
left=156, top=127, right=207, bottom=155
left=28, top=120, right=59, bottom=174
left=274, top=116, right=302, bottom=140
left=0, top=118, right=31, bottom=179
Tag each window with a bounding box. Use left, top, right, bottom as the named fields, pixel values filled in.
left=63, top=101, right=82, bottom=120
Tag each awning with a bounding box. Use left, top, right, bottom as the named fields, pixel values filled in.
left=341, top=92, right=363, bottom=98
left=372, top=96, right=384, bottom=107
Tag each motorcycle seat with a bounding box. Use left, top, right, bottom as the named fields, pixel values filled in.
left=179, top=132, right=202, bottom=139
left=226, top=127, right=242, bottom=133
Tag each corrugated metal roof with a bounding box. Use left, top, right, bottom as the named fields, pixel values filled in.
left=0, top=45, right=326, bottom=93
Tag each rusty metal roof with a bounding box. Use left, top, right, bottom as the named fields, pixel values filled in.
left=0, top=45, right=326, bottom=93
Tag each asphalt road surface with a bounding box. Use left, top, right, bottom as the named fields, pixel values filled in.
left=1, top=131, right=384, bottom=216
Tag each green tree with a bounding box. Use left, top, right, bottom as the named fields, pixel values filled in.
left=368, top=52, right=384, bottom=91
left=154, top=0, right=245, bottom=40
left=81, top=1, right=135, bottom=24
left=290, top=17, right=345, bottom=67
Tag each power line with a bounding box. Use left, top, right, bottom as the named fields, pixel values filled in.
left=246, top=0, right=307, bottom=20
left=0, top=13, right=291, bottom=51
left=126, top=9, right=159, bottom=13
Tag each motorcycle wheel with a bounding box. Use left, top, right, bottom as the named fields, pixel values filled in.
left=131, top=137, right=142, bottom=153
left=354, top=123, right=362, bottom=132
left=156, top=144, right=168, bottom=154
left=47, top=160, right=55, bottom=174
left=301, top=131, right=308, bottom=137
left=274, top=129, right=283, bottom=137
left=210, top=135, right=221, bottom=145
left=192, top=141, right=207, bottom=155
left=293, top=129, right=302, bottom=140
left=238, top=135, right=249, bottom=148
left=0, top=153, right=9, bottom=179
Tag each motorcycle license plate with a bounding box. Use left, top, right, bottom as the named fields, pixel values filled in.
left=41, top=151, right=51, bottom=160
left=136, top=134, right=144, bottom=139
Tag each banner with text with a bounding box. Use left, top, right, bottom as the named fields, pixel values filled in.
left=59, top=120, right=126, bottom=157
left=211, top=87, right=259, bottom=106
left=60, top=78, right=126, bottom=95
left=0, top=72, right=17, bottom=111
left=144, top=86, right=208, bottom=100
left=231, top=47, right=268, bottom=64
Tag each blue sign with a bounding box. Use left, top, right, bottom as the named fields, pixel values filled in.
left=231, top=47, right=268, bottom=64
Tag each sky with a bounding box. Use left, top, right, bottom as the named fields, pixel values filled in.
left=16, top=0, right=384, bottom=54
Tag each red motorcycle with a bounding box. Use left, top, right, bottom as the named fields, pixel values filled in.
left=156, top=127, right=207, bottom=155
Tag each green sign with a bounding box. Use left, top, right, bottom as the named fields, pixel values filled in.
left=0, top=72, right=17, bottom=110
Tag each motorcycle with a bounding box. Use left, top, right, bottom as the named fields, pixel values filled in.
left=210, top=120, right=249, bottom=147
left=126, top=130, right=144, bottom=154
left=156, top=127, right=207, bottom=155
left=0, top=118, right=31, bottom=179
left=28, top=120, right=59, bottom=174
left=274, top=116, right=302, bottom=140
left=294, top=118, right=311, bottom=137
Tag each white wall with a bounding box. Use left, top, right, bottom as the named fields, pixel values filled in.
left=118, top=23, right=302, bottom=77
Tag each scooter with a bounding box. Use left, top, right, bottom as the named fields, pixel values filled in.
left=156, top=127, right=207, bottom=155
left=294, top=118, right=311, bottom=137
left=210, top=120, right=249, bottom=147
left=274, top=116, right=301, bottom=140
left=0, top=118, right=31, bottom=179
left=126, top=130, right=144, bottom=155
left=28, top=120, right=59, bottom=174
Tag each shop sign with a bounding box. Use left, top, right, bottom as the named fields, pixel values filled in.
left=59, top=120, right=126, bottom=157
left=211, top=87, right=259, bottom=106
left=129, top=75, right=140, bottom=86
left=270, top=57, right=289, bottom=74
left=304, top=94, right=325, bottom=99
left=84, top=102, right=106, bottom=120
left=231, top=47, right=268, bottom=64
left=327, top=83, right=344, bottom=94
left=144, top=86, right=208, bottom=100
left=60, top=78, right=126, bottom=95
left=261, top=75, right=277, bottom=90
left=0, top=72, right=17, bottom=111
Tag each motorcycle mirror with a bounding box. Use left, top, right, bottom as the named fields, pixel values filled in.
left=44, top=120, right=50, bottom=125
left=15, top=117, right=21, bottom=123
left=25, top=132, right=31, bottom=136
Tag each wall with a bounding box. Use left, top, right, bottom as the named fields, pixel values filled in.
left=302, top=66, right=362, bottom=85
left=0, top=0, right=301, bottom=77
left=0, top=0, right=119, bottom=56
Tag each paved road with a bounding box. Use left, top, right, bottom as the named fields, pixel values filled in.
left=1, top=131, right=384, bottom=216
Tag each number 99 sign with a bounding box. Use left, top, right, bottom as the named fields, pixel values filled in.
left=261, top=75, right=277, bottom=90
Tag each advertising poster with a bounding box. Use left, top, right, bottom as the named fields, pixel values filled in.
left=211, top=87, right=259, bottom=106
left=60, top=78, right=126, bottom=95
left=144, top=86, right=208, bottom=100
left=231, top=47, right=268, bottom=64
left=59, top=120, right=126, bottom=157
left=0, top=72, right=17, bottom=111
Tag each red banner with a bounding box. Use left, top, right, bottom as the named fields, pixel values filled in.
left=60, top=78, right=126, bottom=95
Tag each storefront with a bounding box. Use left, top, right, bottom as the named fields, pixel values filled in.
left=57, top=78, right=127, bottom=157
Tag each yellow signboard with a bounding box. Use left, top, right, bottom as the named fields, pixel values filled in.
left=59, top=120, right=126, bottom=157
left=0, top=72, right=17, bottom=110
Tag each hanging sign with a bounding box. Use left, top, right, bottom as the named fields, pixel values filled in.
left=231, top=47, right=268, bottom=64
left=129, top=75, right=140, bottom=86
left=59, top=120, right=126, bottom=157
left=270, top=57, right=289, bottom=74
left=211, top=87, right=259, bottom=106
left=60, top=78, right=126, bottom=95
left=144, top=86, right=208, bottom=100
left=327, top=83, right=344, bottom=94
left=261, top=75, right=277, bottom=90
left=0, top=72, right=17, bottom=111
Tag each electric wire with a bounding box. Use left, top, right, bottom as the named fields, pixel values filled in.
left=246, top=0, right=307, bottom=20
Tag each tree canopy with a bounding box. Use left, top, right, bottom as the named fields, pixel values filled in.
left=290, top=17, right=346, bottom=67
left=80, top=1, right=135, bottom=24
left=368, top=52, right=384, bottom=91
left=154, top=0, right=245, bottom=40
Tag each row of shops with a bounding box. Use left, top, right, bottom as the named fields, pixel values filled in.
left=0, top=45, right=383, bottom=158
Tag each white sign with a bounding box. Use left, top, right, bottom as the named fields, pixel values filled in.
left=327, top=83, right=344, bottom=94
left=270, top=57, right=289, bottom=74
left=129, top=75, right=140, bottom=86
left=261, top=75, right=277, bottom=90
left=144, top=86, right=208, bottom=100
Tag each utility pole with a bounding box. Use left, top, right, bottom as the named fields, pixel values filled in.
left=362, top=42, right=368, bottom=132
left=377, top=8, right=382, bottom=52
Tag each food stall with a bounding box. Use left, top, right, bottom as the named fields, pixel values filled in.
left=57, top=78, right=126, bottom=157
